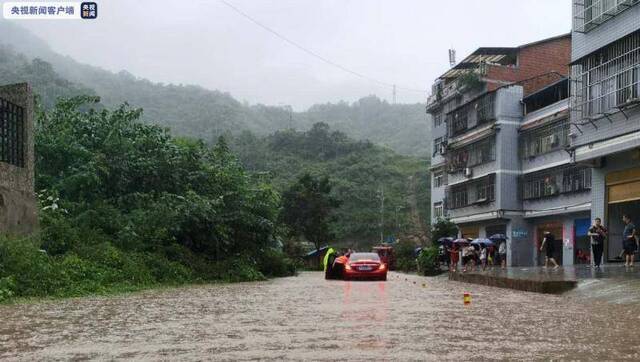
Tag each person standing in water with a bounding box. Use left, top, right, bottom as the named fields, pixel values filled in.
left=540, top=231, right=560, bottom=269
left=588, top=217, right=607, bottom=268
left=622, top=214, right=637, bottom=267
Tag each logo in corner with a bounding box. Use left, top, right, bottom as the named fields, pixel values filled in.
left=80, top=2, right=97, bottom=19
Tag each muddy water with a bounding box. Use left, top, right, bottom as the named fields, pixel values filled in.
left=1, top=272, right=639, bottom=361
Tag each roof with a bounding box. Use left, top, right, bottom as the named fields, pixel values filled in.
left=438, top=33, right=571, bottom=81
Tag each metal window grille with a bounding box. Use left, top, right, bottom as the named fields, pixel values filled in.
left=570, top=30, right=640, bottom=123
left=522, top=166, right=591, bottom=200
left=445, top=174, right=495, bottom=209
left=434, top=113, right=443, bottom=127
left=446, top=92, right=496, bottom=138
left=0, top=97, right=25, bottom=168
left=433, top=171, right=446, bottom=188
left=573, top=0, right=639, bottom=33
left=433, top=137, right=443, bottom=156
left=446, top=137, right=496, bottom=173
left=520, top=120, right=569, bottom=158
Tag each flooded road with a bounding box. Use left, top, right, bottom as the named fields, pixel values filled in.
left=1, top=271, right=639, bottom=360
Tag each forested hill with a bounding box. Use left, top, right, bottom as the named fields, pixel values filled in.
left=229, top=123, right=431, bottom=247
left=0, top=21, right=430, bottom=157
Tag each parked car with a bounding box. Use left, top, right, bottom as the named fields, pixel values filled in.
left=343, top=252, right=387, bottom=281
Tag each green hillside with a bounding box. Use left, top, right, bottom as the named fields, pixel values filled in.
left=0, top=21, right=430, bottom=157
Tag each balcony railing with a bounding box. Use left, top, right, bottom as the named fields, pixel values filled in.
left=0, top=97, right=25, bottom=168
left=570, top=30, right=640, bottom=123
left=519, top=120, right=569, bottom=159
left=522, top=166, right=591, bottom=200
left=445, top=174, right=495, bottom=210
left=573, top=0, right=639, bottom=33
left=446, top=92, right=496, bottom=138
left=446, top=137, right=496, bottom=173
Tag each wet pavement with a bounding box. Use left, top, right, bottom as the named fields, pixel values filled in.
left=1, top=271, right=640, bottom=361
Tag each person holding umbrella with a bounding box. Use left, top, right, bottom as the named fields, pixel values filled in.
left=489, top=234, right=508, bottom=270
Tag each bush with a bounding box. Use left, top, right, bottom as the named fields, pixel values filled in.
left=395, top=239, right=418, bottom=272
left=417, top=246, right=442, bottom=276
left=0, top=276, right=16, bottom=302
left=257, top=249, right=297, bottom=277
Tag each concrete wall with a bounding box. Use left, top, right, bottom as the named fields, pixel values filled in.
left=0, top=83, right=38, bottom=236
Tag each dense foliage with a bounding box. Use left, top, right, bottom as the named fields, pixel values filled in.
left=0, top=97, right=296, bottom=302
left=431, top=218, right=459, bottom=242
left=281, top=174, right=341, bottom=253
left=229, top=124, right=431, bottom=249
left=416, top=246, right=442, bottom=276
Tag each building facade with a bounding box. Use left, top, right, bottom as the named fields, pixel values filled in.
left=569, top=0, right=640, bottom=262
left=428, top=35, right=573, bottom=266
left=0, top=83, right=38, bottom=236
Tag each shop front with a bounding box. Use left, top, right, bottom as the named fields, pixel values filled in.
left=606, top=167, right=640, bottom=261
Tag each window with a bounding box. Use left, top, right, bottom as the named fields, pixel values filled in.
left=520, top=120, right=569, bottom=158
left=433, top=171, right=445, bottom=188
left=446, top=174, right=495, bottom=209
left=447, top=137, right=495, bottom=172
left=433, top=202, right=444, bottom=219
left=571, top=30, right=640, bottom=122
left=573, top=0, right=639, bottom=33
left=433, top=113, right=443, bottom=127
left=433, top=137, right=444, bottom=156
left=522, top=167, right=591, bottom=200
left=446, top=92, right=496, bottom=138
left=0, top=97, right=25, bottom=168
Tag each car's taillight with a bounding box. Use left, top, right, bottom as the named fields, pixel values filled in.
left=378, top=263, right=386, bottom=270
left=345, top=263, right=352, bottom=270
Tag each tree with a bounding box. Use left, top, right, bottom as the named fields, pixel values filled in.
left=430, top=218, right=459, bottom=244
left=280, top=173, right=341, bottom=255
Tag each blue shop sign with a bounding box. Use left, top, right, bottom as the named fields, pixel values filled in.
left=512, top=228, right=528, bottom=238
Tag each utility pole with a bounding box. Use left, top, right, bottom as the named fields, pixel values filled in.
left=379, top=185, right=385, bottom=243
left=392, top=84, right=397, bottom=104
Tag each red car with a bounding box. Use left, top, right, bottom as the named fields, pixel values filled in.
left=343, top=252, right=387, bottom=281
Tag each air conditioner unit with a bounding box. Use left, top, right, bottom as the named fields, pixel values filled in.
left=464, top=168, right=473, bottom=178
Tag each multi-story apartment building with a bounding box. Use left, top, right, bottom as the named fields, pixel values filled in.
left=569, top=0, right=640, bottom=262
left=428, top=35, right=571, bottom=266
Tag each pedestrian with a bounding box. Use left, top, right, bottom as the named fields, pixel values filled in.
left=449, top=244, right=458, bottom=272
left=487, top=244, right=495, bottom=268
left=498, top=240, right=507, bottom=269
left=588, top=217, right=607, bottom=269
left=462, top=244, right=476, bottom=272
left=479, top=245, right=487, bottom=271
left=622, top=214, right=638, bottom=267
left=540, top=231, right=560, bottom=269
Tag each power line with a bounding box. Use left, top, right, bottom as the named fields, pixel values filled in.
left=219, top=0, right=427, bottom=94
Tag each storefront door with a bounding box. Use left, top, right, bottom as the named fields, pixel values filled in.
left=606, top=167, right=640, bottom=261
left=536, top=223, right=563, bottom=266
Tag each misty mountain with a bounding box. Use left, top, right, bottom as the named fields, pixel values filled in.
left=0, top=21, right=430, bottom=156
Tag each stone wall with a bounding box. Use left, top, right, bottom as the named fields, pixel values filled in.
left=0, top=83, right=38, bottom=236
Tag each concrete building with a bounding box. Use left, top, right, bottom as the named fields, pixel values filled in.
left=569, top=0, right=640, bottom=262
left=427, top=35, right=572, bottom=266
left=0, top=83, right=38, bottom=236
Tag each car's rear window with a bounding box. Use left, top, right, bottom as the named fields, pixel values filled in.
left=350, top=253, right=380, bottom=261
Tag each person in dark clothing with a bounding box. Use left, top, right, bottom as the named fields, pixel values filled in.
left=588, top=217, right=607, bottom=268
left=622, top=214, right=638, bottom=267
left=540, top=231, right=560, bottom=269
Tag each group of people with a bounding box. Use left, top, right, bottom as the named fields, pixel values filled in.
left=538, top=214, right=638, bottom=269
left=441, top=214, right=638, bottom=272
left=442, top=239, right=507, bottom=273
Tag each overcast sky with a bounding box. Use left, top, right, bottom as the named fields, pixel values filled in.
left=17, top=0, right=571, bottom=110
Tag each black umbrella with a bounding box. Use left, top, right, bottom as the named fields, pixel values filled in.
left=489, top=234, right=508, bottom=241
left=437, top=237, right=454, bottom=245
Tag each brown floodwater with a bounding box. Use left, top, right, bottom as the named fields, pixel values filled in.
left=1, top=271, right=639, bottom=361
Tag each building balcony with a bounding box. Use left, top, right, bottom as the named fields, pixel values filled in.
left=521, top=166, right=591, bottom=201
left=573, top=0, right=639, bottom=33
left=445, top=174, right=496, bottom=210
left=445, top=136, right=496, bottom=174
left=570, top=30, right=640, bottom=126
left=446, top=92, right=496, bottom=139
